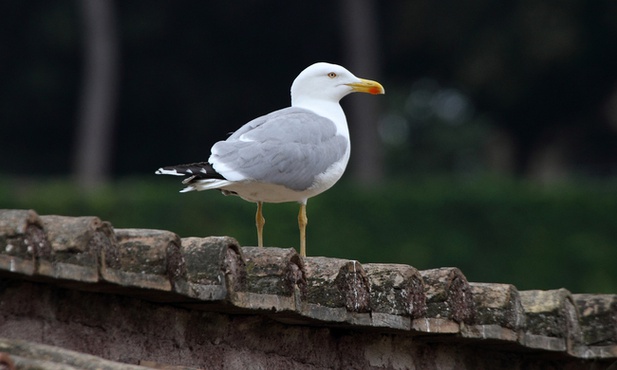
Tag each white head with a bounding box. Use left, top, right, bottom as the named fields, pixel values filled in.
left=290, top=62, right=384, bottom=107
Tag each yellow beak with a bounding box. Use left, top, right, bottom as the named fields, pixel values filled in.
left=346, top=78, right=385, bottom=95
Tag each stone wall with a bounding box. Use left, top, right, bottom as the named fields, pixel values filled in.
left=0, top=209, right=616, bottom=369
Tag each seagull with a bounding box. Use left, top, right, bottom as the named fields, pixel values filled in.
left=156, top=62, right=384, bottom=257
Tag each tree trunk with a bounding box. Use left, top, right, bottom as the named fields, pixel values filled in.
left=73, top=0, right=119, bottom=190
left=340, top=0, right=384, bottom=186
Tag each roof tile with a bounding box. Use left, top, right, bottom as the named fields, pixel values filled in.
left=0, top=208, right=616, bottom=363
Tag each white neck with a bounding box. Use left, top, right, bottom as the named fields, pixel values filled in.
left=292, top=97, right=349, bottom=137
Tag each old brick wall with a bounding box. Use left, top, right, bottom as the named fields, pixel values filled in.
left=0, top=209, right=615, bottom=369
left=0, top=279, right=608, bottom=370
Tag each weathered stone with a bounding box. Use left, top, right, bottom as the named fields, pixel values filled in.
left=233, top=247, right=305, bottom=312
left=0, top=338, right=149, bottom=370
left=2, top=208, right=617, bottom=367
left=460, top=323, right=519, bottom=342
left=570, top=294, right=617, bottom=359
left=363, top=263, right=426, bottom=318
left=0, top=352, right=15, bottom=370
left=0, top=209, right=49, bottom=276
left=420, top=268, right=474, bottom=323
left=519, top=289, right=582, bottom=352
left=459, top=283, right=524, bottom=342
left=37, top=215, right=116, bottom=283
left=518, top=333, right=567, bottom=352
left=412, top=318, right=460, bottom=334
left=573, top=294, right=617, bottom=346
left=304, top=257, right=370, bottom=312
left=2, top=278, right=613, bottom=370
left=469, top=283, right=525, bottom=329
left=178, top=236, right=245, bottom=301
left=139, top=360, right=202, bottom=369
left=300, top=257, right=371, bottom=325
left=241, top=247, right=305, bottom=296
left=363, top=263, right=426, bottom=330
left=99, top=228, right=184, bottom=293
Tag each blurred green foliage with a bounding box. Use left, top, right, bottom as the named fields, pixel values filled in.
left=1, top=176, right=615, bottom=294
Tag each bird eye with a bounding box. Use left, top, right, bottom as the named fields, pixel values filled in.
left=327, top=72, right=337, bottom=78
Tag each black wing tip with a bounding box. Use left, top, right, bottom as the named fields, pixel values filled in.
left=155, top=162, right=225, bottom=180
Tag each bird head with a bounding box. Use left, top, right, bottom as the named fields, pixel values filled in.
left=291, top=62, right=385, bottom=106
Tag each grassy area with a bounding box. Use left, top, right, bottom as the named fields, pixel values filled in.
left=1, top=175, right=616, bottom=294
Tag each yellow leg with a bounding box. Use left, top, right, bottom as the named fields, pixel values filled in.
left=298, top=203, right=308, bottom=257
left=256, top=201, right=265, bottom=247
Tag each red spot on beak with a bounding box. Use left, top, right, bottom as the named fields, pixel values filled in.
left=369, top=87, right=382, bottom=95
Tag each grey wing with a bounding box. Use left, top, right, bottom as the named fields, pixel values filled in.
left=211, top=107, right=348, bottom=191
left=226, top=107, right=311, bottom=140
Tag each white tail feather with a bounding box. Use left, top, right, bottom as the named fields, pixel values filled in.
left=180, top=179, right=233, bottom=192
left=155, top=168, right=184, bottom=176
